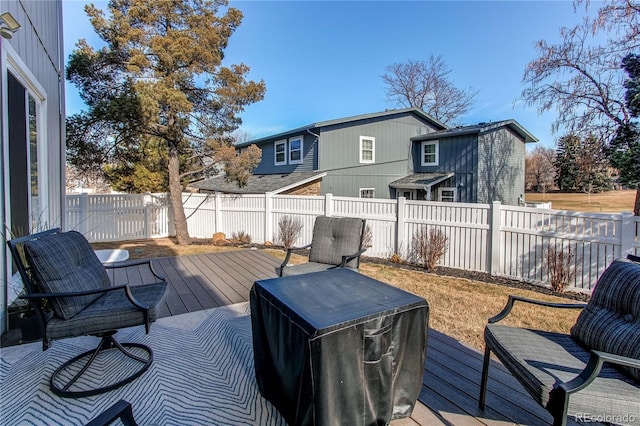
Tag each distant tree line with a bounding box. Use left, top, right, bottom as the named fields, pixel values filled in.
left=525, top=133, right=614, bottom=196
left=522, top=0, right=639, bottom=214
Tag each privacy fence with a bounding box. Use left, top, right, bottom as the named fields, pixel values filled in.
left=66, top=193, right=640, bottom=291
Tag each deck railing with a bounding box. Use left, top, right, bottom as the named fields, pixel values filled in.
left=65, top=192, right=640, bottom=291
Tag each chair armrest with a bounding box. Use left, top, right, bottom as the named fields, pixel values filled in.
left=558, top=350, right=640, bottom=396
left=489, top=295, right=587, bottom=323
left=20, top=284, right=150, bottom=311
left=279, top=244, right=313, bottom=276
left=105, top=259, right=165, bottom=282
left=340, top=248, right=367, bottom=267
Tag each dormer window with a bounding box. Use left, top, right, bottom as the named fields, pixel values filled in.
left=289, top=136, right=303, bottom=165
left=274, top=140, right=286, bottom=166
left=421, top=140, right=439, bottom=166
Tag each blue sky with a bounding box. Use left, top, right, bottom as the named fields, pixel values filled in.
left=63, top=1, right=597, bottom=149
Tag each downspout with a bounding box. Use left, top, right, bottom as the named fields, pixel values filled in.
left=306, top=128, right=320, bottom=169
left=306, top=128, right=322, bottom=193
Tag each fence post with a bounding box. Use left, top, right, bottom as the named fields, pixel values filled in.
left=144, top=194, right=151, bottom=239
left=265, top=192, right=273, bottom=243
left=489, top=201, right=502, bottom=275
left=396, top=197, right=406, bottom=255
left=325, top=193, right=333, bottom=217
left=214, top=192, right=221, bottom=234
left=79, top=193, right=89, bottom=236
left=620, top=211, right=635, bottom=256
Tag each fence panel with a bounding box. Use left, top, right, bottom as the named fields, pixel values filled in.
left=64, top=192, right=638, bottom=293
left=499, top=206, right=621, bottom=290
left=66, top=193, right=166, bottom=241
left=332, top=197, right=398, bottom=258
left=219, top=194, right=266, bottom=243
left=182, top=193, right=217, bottom=239
left=403, top=201, right=490, bottom=272
left=271, top=195, right=325, bottom=246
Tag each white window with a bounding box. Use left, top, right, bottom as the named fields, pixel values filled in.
left=397, top=190, right=416, bottom=200
left=438, top=187, right=456, bottom=202
left=289, top=136, right=303, bottom=164
left=359, top=136, right=375, bottom=163
left=360, top=188, right=375, bottom=198
left=274, top=140, right=286, bottom=166
left=421, top=140, right=439, bottom=166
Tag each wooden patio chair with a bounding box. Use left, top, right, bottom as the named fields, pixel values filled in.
left=7, top=228, right=168, bottom=398
left=479, top=257, right=640, bottom=426
left=278, top=216, right=367, bottom=277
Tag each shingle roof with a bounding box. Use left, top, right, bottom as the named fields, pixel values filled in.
left=235, top=108, right=448, bottom=147
left=411, top=120, right=538, bottom=143
left=389, top=172, right=455, bottom=189
left=189, top=171, right=327, bottom=194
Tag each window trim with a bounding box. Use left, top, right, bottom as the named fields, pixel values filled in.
left=438, top=187, right=457, bottom=202
left=2, top=41, right=49, bottom=232
left=421, top=140, right=439, bottom=166
left=274, top=139, right=287, bottom=166
left=288, top=135, right=304, bottom=165
left=359, top=188, right=375, bottom=199
left=359, top=136, right=375, bottom=164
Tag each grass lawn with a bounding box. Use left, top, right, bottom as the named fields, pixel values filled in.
left=525, top=189, right=636, bottom=213
left=266, top=249, right=581, bottom=351
left=93, top=239, right=583, bottom=352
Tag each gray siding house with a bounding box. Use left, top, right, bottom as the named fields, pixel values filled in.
left=191, top=110, right=537, bottom=205
left=191, top=108, right=447, bottom=197
left=405, top=121, right=537, bottom=204
left=0, top=1, right=66, bottom=333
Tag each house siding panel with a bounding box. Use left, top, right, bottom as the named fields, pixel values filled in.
left=317, top=112, right=440, bottom=198
left=1, top=0, right=65, bottom=333
left=413, top=135, right=479, bottom=203
left=477, top=128, right=525, bottom=205
left=321, top=160, right=411, bottom=199
left=252, top=133, right=317, bottom=174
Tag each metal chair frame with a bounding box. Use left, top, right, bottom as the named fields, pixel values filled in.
left=7, top=228, right=166, bottom=398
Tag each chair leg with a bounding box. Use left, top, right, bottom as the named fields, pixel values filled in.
left=478, top=346, right=491, bottom=409
left=50, top=332, right=153, bottom=398
left=85, top=399, right=138, bottom=426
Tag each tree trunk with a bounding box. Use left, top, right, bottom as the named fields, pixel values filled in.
left=635, top=186, right=640, bottom=216
left=168, top=144, right=191, bottom=245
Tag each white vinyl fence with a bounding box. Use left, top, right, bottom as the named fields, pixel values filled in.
left=65, top=193, right=640, bottom=291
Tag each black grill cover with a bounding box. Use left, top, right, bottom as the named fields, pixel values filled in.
left=250, top=268, right=429, bottom=425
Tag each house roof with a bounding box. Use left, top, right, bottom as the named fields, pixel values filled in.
left=389, top=172, right=455, bottom=190
left=236, top=108, right=448, bottom=148
left=410, top=120, right=538, bottom=144
left=189, top=171, right=327, bottom=194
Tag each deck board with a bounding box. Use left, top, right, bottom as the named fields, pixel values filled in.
left=126, top=250, right=594, bottom=425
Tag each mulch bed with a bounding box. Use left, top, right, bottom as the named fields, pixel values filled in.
left=220, top=240, right=591, bottom=303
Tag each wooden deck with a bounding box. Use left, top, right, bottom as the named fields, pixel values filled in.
left=113, top=249, right=583, bottom=426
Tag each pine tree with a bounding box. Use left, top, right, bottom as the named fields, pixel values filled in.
left=66, top=0, right=266, bottom=244
left=554, top=134, right=581, bottom=191
left=609, top=54, right=640, bottom=215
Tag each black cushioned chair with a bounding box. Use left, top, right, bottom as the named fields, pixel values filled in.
left=479, top=257, right=640, bottom=426
left=278, top=216, right=367, bottom=277
left=7, top=228, right=168, bottom=398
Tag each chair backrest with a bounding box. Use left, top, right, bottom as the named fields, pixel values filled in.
left=308, top=216, right=365, bottom=269
left=8, top=229, right=111, bottom=321
left=571, top=258, right=640, bottom=382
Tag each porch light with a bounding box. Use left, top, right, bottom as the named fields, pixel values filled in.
left=0, top=12, right=21, bottom=39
